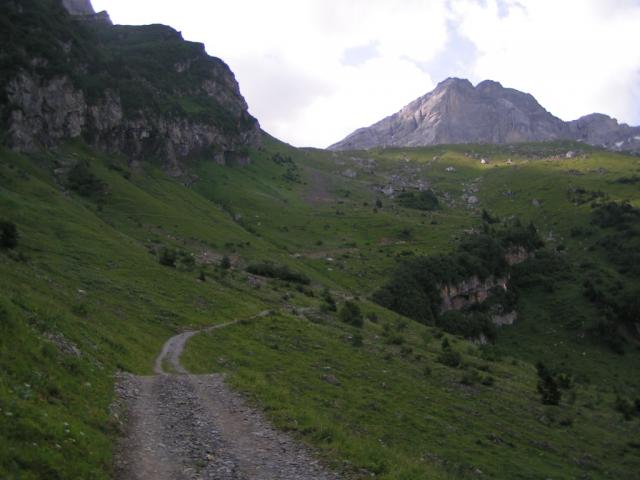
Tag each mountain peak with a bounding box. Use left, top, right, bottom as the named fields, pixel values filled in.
left=476, top=79, right=504, bottom=92
left=329, top=78, right=640, bottom=152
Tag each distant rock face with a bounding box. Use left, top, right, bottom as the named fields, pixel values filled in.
left=330, top=78, right=640, bottom=153
left=61, top=0, right=111, bottom=24
left=2, top=3, right=260, bottom=174
left=62, top=0, right=95, bottom=15
left=567, top=113, right=640, bottom=152
left=439, top=275, right=508, bottom=312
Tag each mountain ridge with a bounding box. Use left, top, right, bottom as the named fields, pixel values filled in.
left=330, top=77, right=640, bottom=152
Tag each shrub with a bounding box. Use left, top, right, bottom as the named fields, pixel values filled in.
left=246, top=262, right=310, bottom=285
left=351, top=333, right=363, bottom=347
left=460, top=370, right=481, bottom=385
left=158, top=247, right=177, bottom=267
left=437, top=310, right=496, bottom=342
left=0, top=221, right=18, bottom=249
left=397, top=190, right=440, bottom=211
left=536, top=362, right=561, bottom=405
left=67, top=161, right=106, bottom=199
left=322, top=288, right=337, bottom=312
left=339, top=301, right=363, bottom=327
left=481, top=209, right=499, bottom=224
left=591, top=201, right=640, bottom=229
left=614, top=396, right=637, bottom=420
left=220, top=255, right=231, bottom=269
left=437, top=338, right=462, bottom=367
left=437, top=350, right=462, bottom=368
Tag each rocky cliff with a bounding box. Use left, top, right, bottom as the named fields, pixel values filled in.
left=440, top=275, right=508, bottom=312
left=0, top=0, right=260, bottom=173
left=330, top=78, right=640, bottom=153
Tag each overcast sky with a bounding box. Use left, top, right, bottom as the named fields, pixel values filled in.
left=91, top=0, right=640, bottom=148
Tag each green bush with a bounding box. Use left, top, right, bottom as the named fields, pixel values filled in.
left=0, top=221, right=18, bottom=249
left=158, top=247, right=177, bottom=267
left=220, top=255, right=231, bottom=269
left=246, top=262, right=310, bottom=285
left=397, top=190, right=439, bottom=211
left=437, top=339, right=462, bottom=367
left=536, top=362, right=561, bottom=405
left=321, top=288, right=337, bottom=312
left=67, top=162, right=107, bottom=199
left=437, top=310, right=496, bottom=341
left=339, top=301, right=363, bottom=327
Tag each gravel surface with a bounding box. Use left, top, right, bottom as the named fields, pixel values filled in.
left=114, top=316, right=339, bottom=480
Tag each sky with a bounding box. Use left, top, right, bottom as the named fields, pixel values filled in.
left=91, top=0, right=640, bottom=148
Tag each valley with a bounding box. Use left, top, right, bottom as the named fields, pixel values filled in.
left=1, top=2, right=640, bottom=479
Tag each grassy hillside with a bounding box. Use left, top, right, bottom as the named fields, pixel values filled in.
left=1, top=137, right=640, bottom=479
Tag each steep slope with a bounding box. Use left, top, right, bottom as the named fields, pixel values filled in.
left=0, top=0, right=260, bottom=174
left=330, top=78, right=640, bottom=152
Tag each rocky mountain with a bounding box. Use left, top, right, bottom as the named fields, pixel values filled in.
left=330, top=78, right=640, bottom=153
left=61, top=0, right=112, bottom=23
left=0, top=0, right=260, bottom=174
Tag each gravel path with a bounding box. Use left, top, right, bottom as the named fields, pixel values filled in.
left=114, top=314, right=339, bottom=480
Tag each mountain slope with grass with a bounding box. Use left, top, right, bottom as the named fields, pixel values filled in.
left=1, top=2, right=640, bottom=480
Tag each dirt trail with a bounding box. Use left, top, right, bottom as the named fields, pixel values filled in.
left=115, top=313, right=339, bottom=480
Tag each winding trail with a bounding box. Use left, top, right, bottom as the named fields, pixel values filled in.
left=115, top=312, right=339, bottom=480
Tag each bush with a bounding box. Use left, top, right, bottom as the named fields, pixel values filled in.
left=67, top=162, right=107, bottom=199
left=246, top=262, right=310, bottom=285
left=437, top=338, right=462, bottom=367
left=591, top=201, right=640, bottom=229
left=437, top=310, right=496, bottom=341
left=339, top=301, right=363, bottom=327
left=397, top=190, right=439, bottom=211
left=0, top=221, right=18, bottom=249
left=158, top=247, right=177, bottom=267
left=536, top=362, right=561, bottom=405
left=437, top=350, right=462, bottom=368
left=614, top=396, right=638, bottom=420
left=351, top=333, right=363, bottom=347
left=322, top=288, right=337, bottom=312
left=220, top=255, right=231, bottom=269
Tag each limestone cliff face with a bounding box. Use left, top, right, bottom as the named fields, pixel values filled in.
left=438, top=247, right=530, bottom=324
left=6, top=70, right=260, bottom=174
left=440, top=275, right=508, bottom=312
left=330, top=78, right=640, bottom=153
left=1, top=1, right=260, bottom=174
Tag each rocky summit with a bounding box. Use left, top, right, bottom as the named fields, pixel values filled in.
left=330, top=78, right=640, bottom=153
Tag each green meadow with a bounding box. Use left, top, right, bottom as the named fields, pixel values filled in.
left=1, top=137, right=639, bottom=479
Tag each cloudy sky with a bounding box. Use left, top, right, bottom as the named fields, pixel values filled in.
left=91, top=0, right=640, bottom=148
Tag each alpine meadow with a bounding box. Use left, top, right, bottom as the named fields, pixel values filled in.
left=1, top=1, right=639, bottom=479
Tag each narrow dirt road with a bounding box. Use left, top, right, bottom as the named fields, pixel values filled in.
left=115, top=314, right=339, bottom=480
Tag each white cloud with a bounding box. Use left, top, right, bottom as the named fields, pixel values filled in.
left=91, top=0, right=640, bottom=146
left=450, top=0, right=640, bottom=124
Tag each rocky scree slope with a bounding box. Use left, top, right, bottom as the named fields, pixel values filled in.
left=330, top=78, right=640, bottom=153
left=0, top=0, right=260, bottom=174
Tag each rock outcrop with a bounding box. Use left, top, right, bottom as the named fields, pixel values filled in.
left=440, top=275, right=508, bottom=312
left=62, top=0, right=112, bottom=24
left=330, top=78, right=640, bottom=153
left=61, top=0, right=95, bottom=15
left=1, top=0, right=260, bottom=174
